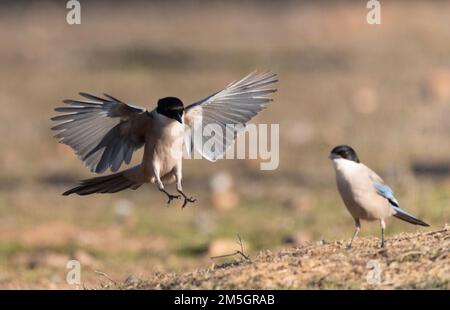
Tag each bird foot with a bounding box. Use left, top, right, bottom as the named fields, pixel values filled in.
left=182, top=196, right=197, bottom=208
left=159, top=188, right=181, bottom=205
left=178, top=190, right=197, bottom=208
left=165, top=193, right=181, bottom=205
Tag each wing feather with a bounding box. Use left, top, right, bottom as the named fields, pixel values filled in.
left=51, top=93, right=151, bottom=173
left=372, top=178, right=429, bottom=226
left=184, top=71, right=277, bottom=161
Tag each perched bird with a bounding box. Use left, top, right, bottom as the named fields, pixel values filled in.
left=329, top=145, right=429, bottom=248
left=52, top=71, right=278, bottom=207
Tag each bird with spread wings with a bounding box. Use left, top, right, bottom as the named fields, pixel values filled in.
left=52, top=71, right=278, bottom=207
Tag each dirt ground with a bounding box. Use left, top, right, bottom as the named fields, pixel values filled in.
left=110, top=226, right=449, bottom=290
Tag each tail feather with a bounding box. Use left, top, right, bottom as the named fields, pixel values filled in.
left=393, top=207, right=430, bottom=227
left=63, top=170, right=143, bottom=196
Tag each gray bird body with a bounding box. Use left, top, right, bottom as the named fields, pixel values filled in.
left=329, top=145, right=429, bottom=248
left=52, top=71, right=278, bottom=207
left=333, top=158, right=394, bottom=222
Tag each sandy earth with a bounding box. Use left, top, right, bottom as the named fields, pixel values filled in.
left=112, top=226, right=449, bottom=289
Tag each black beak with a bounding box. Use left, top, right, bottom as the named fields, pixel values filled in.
left=175, top=112, right=183, bottom=124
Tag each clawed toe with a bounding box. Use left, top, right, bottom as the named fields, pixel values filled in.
left=177, top=190, right=197, bottom=208
left=166, top=194, right=181, bottom=204
left=182, top=196, right=197, bottom=208
left=160, top=188, right=181, bottom=205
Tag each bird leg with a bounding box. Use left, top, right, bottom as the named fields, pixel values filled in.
left=159, top=188, right=181, bottom=204
left=154, top=166, right=180, bottom=205
left=175, top=168, right=196, bottom=208
left=348, top=218, right=361, bottom=249
left=380, top=219, right=386, bottom=248
left=177, top=189, right=197, bottom=208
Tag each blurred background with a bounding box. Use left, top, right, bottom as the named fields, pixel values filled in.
left=0, top=0, right=449, bottom=288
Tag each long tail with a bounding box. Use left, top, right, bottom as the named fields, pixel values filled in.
left=392, top=206, right=430, bottom=227
left=63, top=166, right=144, bottom=196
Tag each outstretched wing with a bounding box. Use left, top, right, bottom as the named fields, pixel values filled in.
left=183, top=71, right=278, bottom=161
left=372, top=179, right=429, bottom=226
left=51, top=93, right=151, bottom=173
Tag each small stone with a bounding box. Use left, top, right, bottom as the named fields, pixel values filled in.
left=284, top=231, right=313, bottom=246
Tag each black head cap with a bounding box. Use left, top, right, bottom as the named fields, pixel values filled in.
left=330, top=145, right=360, bottom=163
left=156, top=97, right=184, bottom=123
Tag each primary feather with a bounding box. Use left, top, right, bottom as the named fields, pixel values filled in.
left=184, top=71, right=278, bottom=161
left=51, top=93, right=150, bottom=173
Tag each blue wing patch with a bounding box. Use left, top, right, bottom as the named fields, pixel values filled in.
left=372, top=178, right=430, bottom=226
left=372, top=181, right=400, bottom=208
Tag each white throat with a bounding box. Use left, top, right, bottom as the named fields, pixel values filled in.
left=332, top=158, right=360, bottom=174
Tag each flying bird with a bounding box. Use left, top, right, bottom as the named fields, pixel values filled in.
left=329, top=145, right=429, bottom=248
left=52, top=71, right=278, bottom=207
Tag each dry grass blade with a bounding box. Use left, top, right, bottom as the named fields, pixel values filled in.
left=94, top=270, right=117, bottom=286
left=210, top=234, right=250, bottom=261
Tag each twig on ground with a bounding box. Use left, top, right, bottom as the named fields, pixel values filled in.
left=94, top=270, right=117, bottom=286
left=210, top=234, right=251, bottom=261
